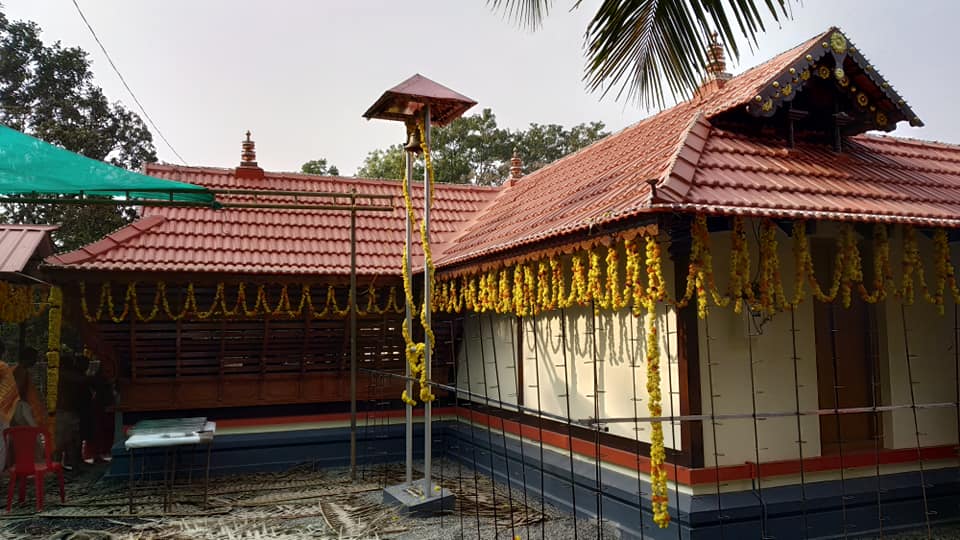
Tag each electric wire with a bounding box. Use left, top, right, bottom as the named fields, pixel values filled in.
left=70, top=0, right=187, bottom=164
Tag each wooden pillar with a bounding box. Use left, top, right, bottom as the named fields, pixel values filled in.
left=515, top=315, right=524, bottom=408
left=299, top=309, right=310, bottom=400
left=668, top=215, right=705, bottom=468
left=217, top=317, right=227, bottom=403
left=259, top=314, right=271, bottom=401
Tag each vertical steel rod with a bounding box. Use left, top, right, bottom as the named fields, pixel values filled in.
left=744, top=310, right=768, bottom=537
left=404, top=149, right=414, bottom=486
left=422, top=104, right=434, bottom=496
left=488, top=312, right=517, bottom=538
left=349, top=189, right=358, bottom=481
left=900, top=304, right=932, bottom=536
left=629, top=311, right=648, bottom=536
left=869, top=299, right=884, bottom=536
left=450, top=319, right=465, bottom=539
left=788, top=308, right=809, bottom=538
left=955, top=303, right=960, bottom=489
left=530, top=313, right=547, bottom=540
left=826, top=301, right=848, bottom=536
left=704, top=313, right=724, bottom=538
left=476, top=313, right=501, bottom=531
left=559, top=307, right=580, bottom=539
left=510, top=315, right=531, bottom=540
left=461, top=315, right=483, bottom=538
left=663, top=308, right=682, bottom=540
left=589, top=303, right=604, bottom=539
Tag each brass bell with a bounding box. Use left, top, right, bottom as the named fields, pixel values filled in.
left=403, top=121, right=422, bottom=154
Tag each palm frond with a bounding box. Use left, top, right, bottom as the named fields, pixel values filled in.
left=582, top=0, right=791, bottom=108
left=487, top=0, right=552, bottom=30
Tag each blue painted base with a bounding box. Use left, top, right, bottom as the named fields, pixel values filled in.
left=107, top=418, right=960, bottom=539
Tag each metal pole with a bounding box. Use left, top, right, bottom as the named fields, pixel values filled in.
left=349, top=189, right=358, bottom=481
left=422, top=104, right=433, bottom=496
left=404, top=149, right=414, bottom=486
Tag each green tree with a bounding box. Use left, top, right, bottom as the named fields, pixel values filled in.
left=511, top=120, right=607, bottom=172
left=0, top=10, right=157, bottom=251
left=356, top=145, right=413, bottom=181
left=489, top=0, right=792, bottom=107
left=355, top=108, right=607, bottom=185
left=300, top=158, right=340, bottom=176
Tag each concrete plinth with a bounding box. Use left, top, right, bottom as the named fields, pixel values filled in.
left=383, top=480, right=455, bottom=517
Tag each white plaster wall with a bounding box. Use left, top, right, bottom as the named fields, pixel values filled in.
left=879, top=229, right=960, bottom=450
left=453, top=222, right=960, bottom=466
left=454, top=248, right=682, bottom=450
left=518, top=304, right=682, bottom=450
left=697, top=222, right=822, bottom=467
left=455, top=313, right=520, bottom=410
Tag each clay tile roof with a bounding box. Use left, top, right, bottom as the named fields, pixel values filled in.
left=44, top=165, right=498, bottom=276
left=660, top=130, right=960, bottom=225
left=0, top=224, right=57, bottom=275
left=434, top=27, right=942, bottom=269
left=45, top=27, right=960, bottom=278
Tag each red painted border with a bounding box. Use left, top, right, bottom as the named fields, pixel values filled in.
left=454, top=407, right=959, bottom=486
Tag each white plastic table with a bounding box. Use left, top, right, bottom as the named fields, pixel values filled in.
left=124, top=417, right=216, bottom=513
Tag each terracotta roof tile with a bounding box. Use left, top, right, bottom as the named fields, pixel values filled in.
left=45, top=27, right=960, bottom=277
left=434, top=27, right=947, bottom=268
left=45, top=166, right=497, bottom=276
left=658, top=130, right=960, bottom=225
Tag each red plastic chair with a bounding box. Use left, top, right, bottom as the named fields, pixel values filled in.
left=3, top=426, right=64, bottom=512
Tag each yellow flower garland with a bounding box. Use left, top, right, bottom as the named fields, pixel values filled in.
left=399, top=120, right=439, bottom=406
left=79, top=281, right=403, bottom=323
left=0, top=282, right=47, bottom=323
left=642, top=234, right=670, bottom=528
left=46, top=286, right=62, bottom=413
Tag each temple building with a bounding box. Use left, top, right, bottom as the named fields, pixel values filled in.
left=43, top=27, right=960, bottom=539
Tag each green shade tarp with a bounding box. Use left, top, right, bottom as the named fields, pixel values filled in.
left=0, top=124, right=213, bottom=204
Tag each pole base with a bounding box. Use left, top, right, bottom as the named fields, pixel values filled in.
left=383, top=480, right=455, bottom=517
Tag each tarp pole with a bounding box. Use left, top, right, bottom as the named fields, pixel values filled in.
left=349, top=189, right=358, bottom=481
left=422, top=104, right=433, bottom=496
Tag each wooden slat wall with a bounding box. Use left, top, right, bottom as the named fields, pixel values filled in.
left=85, top=282, right=453, bottom=411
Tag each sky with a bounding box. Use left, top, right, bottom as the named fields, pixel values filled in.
left=4, top=1, right=958, bottom=175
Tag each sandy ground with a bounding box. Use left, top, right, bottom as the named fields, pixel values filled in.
left=0, top=460, right=950, bottom=539
left=0, top=459, right=623, bottom=540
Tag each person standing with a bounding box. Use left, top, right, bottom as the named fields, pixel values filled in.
left=88, top=363, right=115, bottom=462
left=0, top=341, right=16, bottom=468
left=54, top=354, right=83, bottom=469
left=0, top=341, right=17, bottom=425
left=11, top=347, right=46, bottom=429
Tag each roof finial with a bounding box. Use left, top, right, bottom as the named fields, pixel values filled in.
left=509, top=148, right=523, bottom=181
left=705, top=31, right=731, bottom=82
left=240, top=130, right=258, bottom=168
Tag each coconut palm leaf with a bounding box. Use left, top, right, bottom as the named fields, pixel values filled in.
left=488, top=0, right=793, bottom=108
left=488, top=0, right=552, bottom=30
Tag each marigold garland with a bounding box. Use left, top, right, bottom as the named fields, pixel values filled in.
left=0, top=282, right=46, bottom=323
left=642, top=234, right=670, bottom=528
left=757, top=220, right=787, bottom=314
left=79, top=281, right=403, bottom=322
left=729, top=216, right=754, bottom=313
left=46, top=286, right=62, bottom=413
left=399, top=120, right=439, bottom=406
